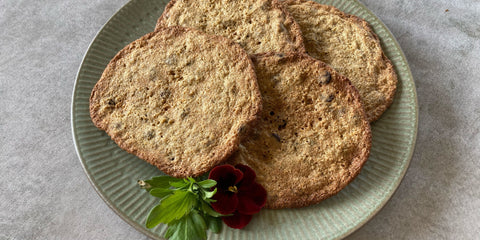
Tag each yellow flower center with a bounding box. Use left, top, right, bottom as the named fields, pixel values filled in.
left=228, top=186, right=238, bottom=193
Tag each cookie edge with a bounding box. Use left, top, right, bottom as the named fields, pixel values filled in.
left=250, top=52, right=372, bottom=209
left=283, top=0, right=398, bottom=122
left=90, top=26, right=263, bottom=178
left=155, top=0, right=307, bottom=54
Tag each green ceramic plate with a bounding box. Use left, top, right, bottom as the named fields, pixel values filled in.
left=72, top=0, right=418, bottom=239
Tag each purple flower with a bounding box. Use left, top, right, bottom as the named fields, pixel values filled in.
left=208, top=164, right=267, bottom=229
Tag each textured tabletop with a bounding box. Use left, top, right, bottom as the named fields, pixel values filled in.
left=1, top=0, right=479, bottom=239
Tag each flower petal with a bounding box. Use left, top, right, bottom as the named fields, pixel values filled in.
left=222, top=212, right=253, bottom=229
left=235, top=164, right=256, bottom=185
left=237, top=182, right=267, bottom=215
left=211, top=191, right=238, bottom=215
left=209, top=164, right=244, bottom=189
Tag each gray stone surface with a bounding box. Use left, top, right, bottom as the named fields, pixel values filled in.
left=0, top=0, right=478, bottom=239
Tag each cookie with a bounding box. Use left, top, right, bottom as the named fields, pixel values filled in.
left=228, top=52, right=371, bottom=208
left=155, top=0, right=305, bottom=55
left=90, top=26, right=262, bottom=178
left=283, top=0, right=397, bottom=122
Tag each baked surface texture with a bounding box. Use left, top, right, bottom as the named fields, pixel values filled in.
left=90, top=26, right=262, bottom=178
left=228, top=53, right=371, bottom=209
left=283, top=0, right=397, bottom=122
left=156, top=0, right=305, bottom=55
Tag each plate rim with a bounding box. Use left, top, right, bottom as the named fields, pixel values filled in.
left=71, top=0, right=419, bottom=239
left=71, top=1, right=161, bottom=239
left=333, top=1, right=419, bottom=238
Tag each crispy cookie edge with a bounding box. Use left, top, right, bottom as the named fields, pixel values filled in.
left=90, top=26, right=262, bottom=178
left=283, top=0, right=397, bottom=122
left=250, top=52, right=372, bottom=209
left=155, top=0, right=306, bottom=54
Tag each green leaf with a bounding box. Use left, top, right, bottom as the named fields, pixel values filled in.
left=165, top=212, right=208, bottom=240
left=164, top=219, right=183, bottom=240
left=146, top=190, right=196, bottom=228
left=164, top=224, right=176, bottom=239
left=205, top=215, right=222, bottom=233
left=203, top=198, right=216, bottom=203
left=149, top=188, right=173, bottom=199
left=190, top=211, right=207, bottom=239
left=197, top=179, right=216, bottom=189
left=143, top=176, right=180, bottom=190
left=202, top=188, right=217, bottom=200
left=201, top=201, right=223, bottom=217
left=170, top=181, right=188, bottom=188
left=145, top=204, right=164, bottom=229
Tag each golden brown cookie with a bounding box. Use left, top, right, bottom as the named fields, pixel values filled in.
left=283, top=0, right=397, bottom=122
left=228, top=52, right=371, bottom=208
left=90, top=26, right=262, bottom=178
left=156, top=0, right=305, bottom=55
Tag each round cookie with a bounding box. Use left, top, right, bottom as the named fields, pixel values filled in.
left=228, top=52, right=371, bottom=209
left=156, top=0, right=305, bottom=55
left=90, top=26, right=262, bottom=178
left=283, top=0, right=397, bottom=122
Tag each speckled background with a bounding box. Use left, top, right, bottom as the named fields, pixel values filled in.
left=1, top=0, right=479, bottom=239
